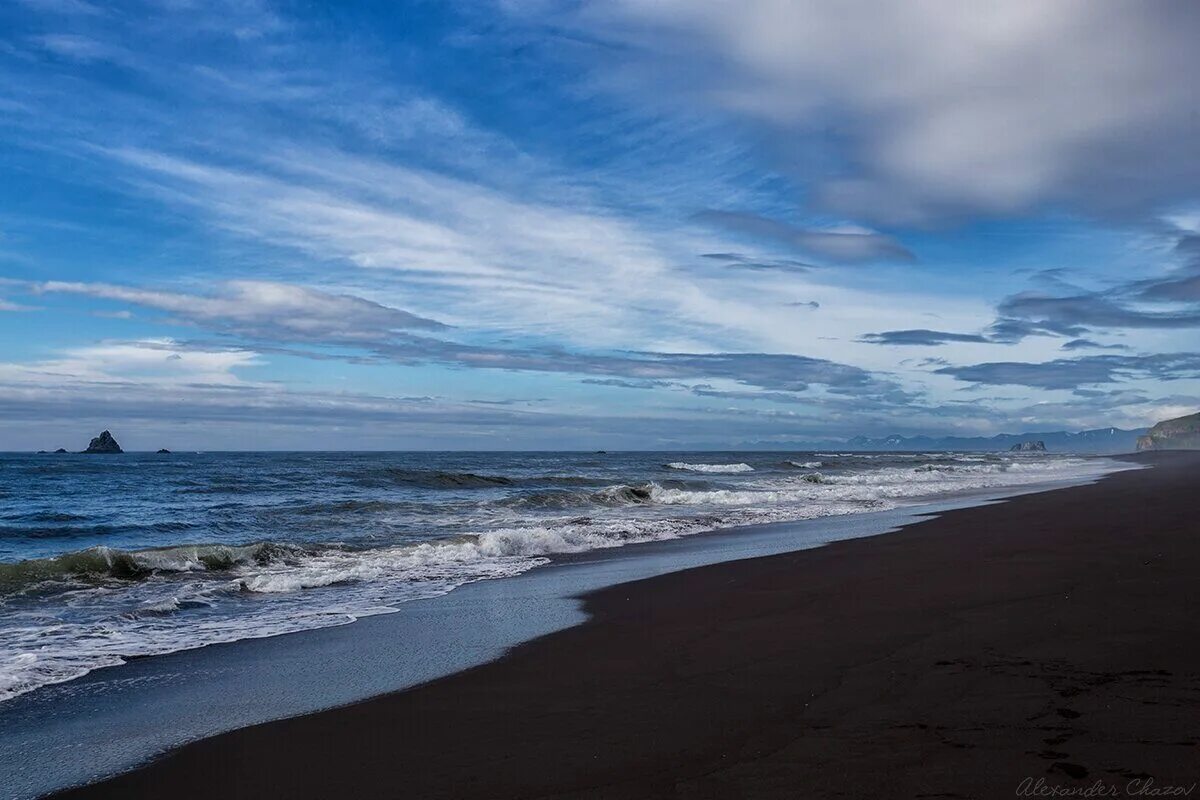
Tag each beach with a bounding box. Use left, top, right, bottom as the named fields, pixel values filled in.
left=47, top=450, right=1200, bottom=799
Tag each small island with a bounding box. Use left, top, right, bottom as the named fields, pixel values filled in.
left=82, top=430, right=123, bottom=454
left=157, top=448, right=171, bottom=454
left=1009, top=440, right=1046, bottom=452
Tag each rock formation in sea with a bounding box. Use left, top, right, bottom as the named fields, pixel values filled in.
left=157, top=448, right=171, bottom=454
left=1009, top=441, right=1046, bottom=452
left=55, top=448, right=68, bottom=453
left=1137, top=411, right=1200, bottom=450
left=83, top=430, right=123, bottom=454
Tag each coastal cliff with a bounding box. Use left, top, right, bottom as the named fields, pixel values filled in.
left=1136, top=411, right=1200, bottom=451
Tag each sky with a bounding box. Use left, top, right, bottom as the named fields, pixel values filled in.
left=1, top=0, right=1199, bottom=450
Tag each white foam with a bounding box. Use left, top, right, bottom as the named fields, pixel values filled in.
left=666, top=462, right=754, bottom=473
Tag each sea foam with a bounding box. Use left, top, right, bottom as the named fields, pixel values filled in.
left=665, top=462, right=754, bottom=473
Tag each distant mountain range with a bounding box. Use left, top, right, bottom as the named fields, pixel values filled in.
left=742, top=426, right=1149, bottom=454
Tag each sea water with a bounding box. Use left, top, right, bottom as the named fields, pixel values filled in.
left=0, top=450, right=1119, bottom=704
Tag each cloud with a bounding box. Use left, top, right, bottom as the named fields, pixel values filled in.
left=1138, top=273, right=1200, bottom=303
left=694, top=210, right=913, bottom=263
left=32, top=34, right=134, bottom=65
left=690, top=386, right=815, bottom=405
left=28, top=279, right=905, bottom=399
left=0, top=339, right=922, bottom=449
left=92, top=146, right=763, bottom=351
left=1060, top=338, right=1130, bottom=352
left=985, top=315, right=1087, bottom=343
left=0, top=339, right=260, bottom=388
left=936, top=353, right=1200, bottom=390
left=996, top=292, right=1200, bottom=332
left=9, top=0, right=1196, bottom=446
left=577, top=1, right=1200, bottom=224
left=409, top=344, right=902, bottom=398
left=859, top=329, right=990, bottom=346
left=14, top=0, right=103, bottom=13
left=699, top=252, right=813, bottom=273
left=989, top=233, right=1200, bottom=343
left=580, top=377, right=671, bottom=389
left=36, top=280, right=444, bottom=342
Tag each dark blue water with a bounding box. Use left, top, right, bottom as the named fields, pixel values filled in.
left=0, top=450, right=1115, bottom=703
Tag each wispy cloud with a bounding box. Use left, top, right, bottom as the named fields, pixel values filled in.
left=1060, top=338, right=1130, bottom=352
left=694, top=210, right=914, bottom=264
left=25, top=279, right=907, bottom=399
left=36, top=280, right=444, bottom=340
left=937, top=353, right=1200, bottom=390
left=859, top=329, right=991, bottom=346
left=0, top=338, right=259, bottom=389
left=32, top=33, right=133, bottom=65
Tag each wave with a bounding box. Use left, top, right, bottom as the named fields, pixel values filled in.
left=0, top=511, right=90, bottom=523
left=0, top=517, right=725, bottom=701
left=176, top=483, right=271, bottom=495
left=785, top=460, right=823, bottom=469
left=0, top=519, right=201, bottom=541
left=665, top=462, right=754, bottom=474
left=382, top=469, right=515, bottom=488
left=356, top=468, right=612, bottom=490
left=0, top=542, right=310, bottom=591
left=501, top=484, right=654, bottom=510
left=294, top=499, right=416, bottom=515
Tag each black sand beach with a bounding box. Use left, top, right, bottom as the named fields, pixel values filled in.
left=52, top=452, right=1200, bottom=799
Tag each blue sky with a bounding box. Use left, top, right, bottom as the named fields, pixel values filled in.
left=1, top=0, right=1199, bottom=450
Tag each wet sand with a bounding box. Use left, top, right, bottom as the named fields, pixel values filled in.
left=52, top=451, right=1200, bottom=799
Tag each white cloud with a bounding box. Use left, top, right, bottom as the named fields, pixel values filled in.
left=37, top=279, right=442, bottom=341
left=578, top=0, right=1200, bottom=224
left=0, top=339, right=259, bottom=388
left=90, top=144, right=986, bottom=368
left=33, top=34, right=134, bottom=65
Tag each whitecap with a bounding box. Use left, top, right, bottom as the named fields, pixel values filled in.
left=665, top=462, right=754, bottom=474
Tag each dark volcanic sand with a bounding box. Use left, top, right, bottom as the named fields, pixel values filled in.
left=53, top=452, right=1200, bottom=800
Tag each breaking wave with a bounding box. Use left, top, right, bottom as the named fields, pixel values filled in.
left=0, top=542, right=311, bottom=591
left=665, top=462, right=754, bottom=473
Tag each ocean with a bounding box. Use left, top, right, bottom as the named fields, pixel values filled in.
left=0, top=449, right=1118, bottom=705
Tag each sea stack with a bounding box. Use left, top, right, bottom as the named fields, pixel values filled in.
left=1010, top=440, right=1046, bottom=452
left=157, top=448, right=171, bottom=454
left=83, top=430, right=123, bottom=454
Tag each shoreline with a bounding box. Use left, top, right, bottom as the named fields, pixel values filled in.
left=1, top=457, right=1121, bottom=799
left=46, top=451, right=1200, bottom=799
left=4, top=486, right=1045, bottom=800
